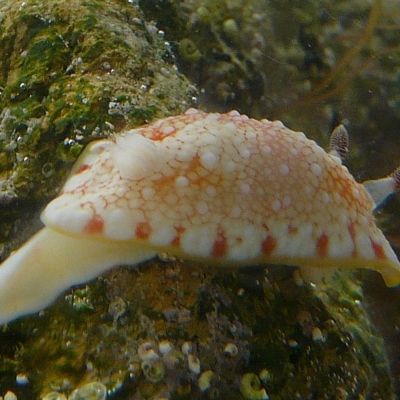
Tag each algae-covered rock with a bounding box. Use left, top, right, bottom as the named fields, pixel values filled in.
left=0, top=1, right=397, bottom=399
left=2, top=262, right=394, bottom=399
left=0, top=0, right=196, bottom=244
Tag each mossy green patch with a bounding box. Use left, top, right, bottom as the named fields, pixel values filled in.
left=0, top=0, right=194, bottom=257
left=128, top=106, right=157, bottom=124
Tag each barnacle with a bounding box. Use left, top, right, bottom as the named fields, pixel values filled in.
left=198, top=370, right=215, bottom=392
left=141, top=360, right=166, bottom=384
left=69, top=382, right=107, bottom=400
left=240, top=373, right=269, bottom=400
left=178, top=38, right=202, bottom=63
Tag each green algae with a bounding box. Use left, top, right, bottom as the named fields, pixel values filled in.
left=7, top=263, right=392, bottom=399
left=0, top=0, right=196, bottom=247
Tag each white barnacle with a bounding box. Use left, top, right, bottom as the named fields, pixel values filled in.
left=138, top=342, right=160, bottom=361
left=158, top=340, right=174, bottom=356
left=187, top=354, right=201, bottom=374
left=240, top=372, right=269, bottom=400
left=181, top=341, right=193, bottom=355
left=69, top=382, right=107, bottom=400
left=223, top=343, right=238, bottom=357
left=198, top=370, right=215, bottom=392
left=312, top=327, right=325, bottom=343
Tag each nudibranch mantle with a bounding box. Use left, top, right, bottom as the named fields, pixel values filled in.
left=0, top=108, right=399, bottom=325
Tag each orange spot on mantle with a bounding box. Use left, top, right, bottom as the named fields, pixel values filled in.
left=262, top=235, right=277, bottom=255
left=370, top=238, right=386, bottom=259
left=212, top=229, right=228, bottom=257
left=136, top=222, right=152, bottom=239
left=348, top=223, right=357, bottom=257
left=316, top=233, right=329, bottom=257
left=147, top=128, right=165, bottom=141
left=171, top=236, right=180, bottom=246
left=84, top=213, right=104, bottom=233
left=171, top=226, right=185, bottom=247
left=76, top=164, right=90, bottom=174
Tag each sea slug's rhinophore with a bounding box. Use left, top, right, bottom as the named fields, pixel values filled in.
left=0, top=108, right=399, bottom=325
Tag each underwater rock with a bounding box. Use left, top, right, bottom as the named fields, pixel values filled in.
left=0, top=0, right=398, bottom=399
left=0, top=261, right=394, bottom=399
left=0, top=0, right=196, bottom=247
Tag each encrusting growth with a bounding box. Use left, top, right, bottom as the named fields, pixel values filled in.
left=0, top=108, right=399, bottom=325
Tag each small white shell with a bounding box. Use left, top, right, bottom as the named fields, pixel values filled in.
left=3, top=392, right=18, bottom=400
left=16, top=373, right=29, bottom=385
left=240, top=373, right=269, bottom=400
left=138, top=342, right=160, bottom=361
left=181, top=341, right=193, bottom=355
left=158, top=340, right=173, bottom=356
left=287, top=339, right=299, bottom=348
left=68, top=382, right=107, bottom=400
left=187, top=354, right=201, bottom=374
left=223, top=343, right=238, bottom=357
left=312, top=327, right=325, bottom=343
left=259, top=369, right=271, bottom=383
left=198, top=370, right=215, bottom=391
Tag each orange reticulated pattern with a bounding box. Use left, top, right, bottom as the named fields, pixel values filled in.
left=42, top=109, right=395, bottom=268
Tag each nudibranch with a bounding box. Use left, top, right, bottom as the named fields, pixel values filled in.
left=0, top=108, right=399, bottom=325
